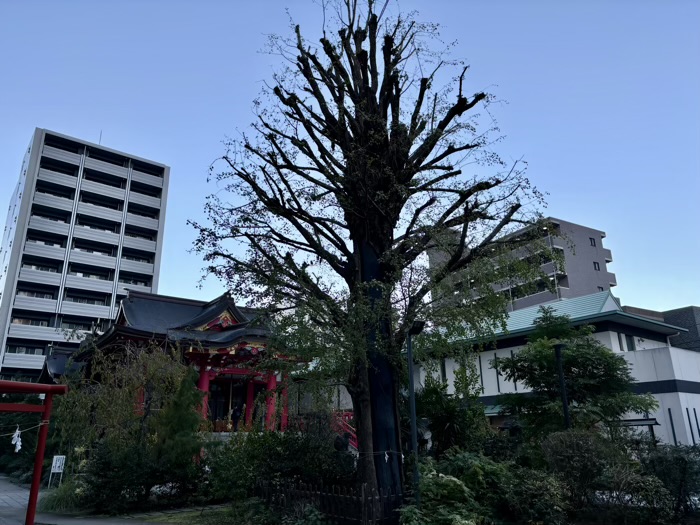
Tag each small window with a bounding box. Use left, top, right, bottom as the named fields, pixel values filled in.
left=593, top=261, right=601, bottom=271
left=625, top=334, right=636, bottom=352
left=597, top=286, right=604, bottom=292
left=590, top=237, right=596, bottom=247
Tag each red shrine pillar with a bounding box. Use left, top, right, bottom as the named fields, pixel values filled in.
left=265, top=373, right=277, bottom=431
left=197, top=363, right=212, bottom=420
left=245, top=380, right=255, bottom=426
left=281, top=374, right=289, bottom=431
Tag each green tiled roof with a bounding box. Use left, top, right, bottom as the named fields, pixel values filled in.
left=503, top=290, right=620, bottom=334
left=491, top=290, right=686, bottom=339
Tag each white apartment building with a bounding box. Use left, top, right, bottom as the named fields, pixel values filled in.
left=418, top=290, right=700, bottom=446
left=0, top=129, right=169, bottom=378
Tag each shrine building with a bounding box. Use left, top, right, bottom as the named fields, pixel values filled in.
left=85, top=290, right=291, bottom=431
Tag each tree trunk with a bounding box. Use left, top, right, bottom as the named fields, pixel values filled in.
left=349, top=362, right=378, bottom=494
left=357, top=239, right=404, bottom=494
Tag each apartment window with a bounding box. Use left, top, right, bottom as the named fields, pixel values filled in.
left=21, top=262, right=58, bottom=273
left=61, top=320, right=92, bottom=331
left=597, top=286, right=604, bottom=292
left=593, top=261, right=600, bottom=271
left=625, top=334, right=636, bottom=352
left=6, top=345, right=45, bottom=355
left=11, top=317, right=49, bottom=327
left=590, top=237, right=596, bottom=247
left=17, top=290, right=53, bottom=300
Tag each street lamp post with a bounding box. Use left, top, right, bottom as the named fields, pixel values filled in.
left=407, top=320, right=425, bottom=505
left=554, top=343, right=571, bottom=430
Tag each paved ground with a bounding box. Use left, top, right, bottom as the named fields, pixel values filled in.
left=0, top=476, right=28, bottom=510
left=0, top=475, right=182, bottom=525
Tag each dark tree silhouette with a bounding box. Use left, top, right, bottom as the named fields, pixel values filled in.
left=192, top=0, right=546, bottom=493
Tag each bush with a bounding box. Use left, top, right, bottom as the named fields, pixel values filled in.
left=541, top=430, right=616, bottom=508
left=205, top=419, right=356, bottom=500
left=640, top=445, right=700, bottom=520
left=37, top=478, right=87, bottom=513
left=596, top=464, right=673, bottom=525
left=400, top=459, right=483, bottom=525
left=502, top=467, right=568, bottom=525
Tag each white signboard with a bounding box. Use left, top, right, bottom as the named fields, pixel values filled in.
left=48, top=455, right=65, bottom=487
left=51, top=455, right=65, bottom=473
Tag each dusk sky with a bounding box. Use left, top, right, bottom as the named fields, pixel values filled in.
left=1, top=0, right=698, bottom=311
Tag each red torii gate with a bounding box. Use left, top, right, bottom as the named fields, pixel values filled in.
left=0, top=380, right=68, bottom=525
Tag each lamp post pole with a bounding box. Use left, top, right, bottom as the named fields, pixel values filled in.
left=407, top=320, right=425, bottom=505
left=554, top=343, right=571, bottom=430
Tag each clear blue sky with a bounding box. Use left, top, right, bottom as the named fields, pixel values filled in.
left=1, top=0, right=698, bottom=311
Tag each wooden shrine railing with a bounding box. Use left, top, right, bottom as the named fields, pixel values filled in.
left=332, top=410, right=358, bottom=449
left=255, top=481, right=403, bottom=525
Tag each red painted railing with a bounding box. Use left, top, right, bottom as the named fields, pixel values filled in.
left=332, top=410, right=358, bottom=450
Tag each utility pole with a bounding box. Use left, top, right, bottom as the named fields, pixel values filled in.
left=554, top=343, right=571, bottom=429
left=407, top=320, right=425, bottom=505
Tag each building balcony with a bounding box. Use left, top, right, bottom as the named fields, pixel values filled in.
left=126, top=213, right=158, bottom=230
left=131, top=169, right=163, bottom=189
left=7, top=324, right=62, bottom=341
left=83, top=157, right=128, bottom=179
left=1, top=353, right=45, bottom=371
left=18, top=268, right=62, bottom=287
left=37, top=168, right=78, bottom=189
left=69, top=249, right=117, bottom=269
left=117, top=283, right=151, bottom=295
left=42, top=145, right=81, bottom=166
left=602, top=248, right=613, bottom=263
left=120, top=258, right=154, bottom=275
left=81, top=179, right=126, bottom=201
left=23, top=242, right=66, bottom=260
left=77, top=201, right=124, bottom=223
left=13, top=295, right=58, bottom=313
left=65, top=274, right=115, bottom=293
left=607, top=272, right=617, bottom=287
left=122, top=235, right=156, bottom=252
left=28, top=216, right=70, bottom=236
left=128, top=191, right=161, bottom=209
left=73, top=224, right=120, bottom=245
left=60, top=301, right=112, bottom=319
left=33, top=191, right=74, bottom=212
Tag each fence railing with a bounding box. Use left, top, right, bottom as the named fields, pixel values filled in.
left=255, top=482, right=403, bottom=525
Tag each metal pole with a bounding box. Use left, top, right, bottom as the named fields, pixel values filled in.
left=554, top=344, right=571, bottom=430
left=406, top=333, right=420, bottom=505
left=26, top=393, right=54, bottom=525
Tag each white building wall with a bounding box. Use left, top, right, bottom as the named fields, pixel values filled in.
left=420, top=331, right=700, bottom=446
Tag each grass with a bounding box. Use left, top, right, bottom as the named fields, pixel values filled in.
left=146, top=508, right=237, bottom=524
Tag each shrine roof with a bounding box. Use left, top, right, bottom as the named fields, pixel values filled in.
left=119, top=290, right=259, bottom=333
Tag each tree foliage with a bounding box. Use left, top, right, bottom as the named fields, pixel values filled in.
left=191, top=0, right=548, bottom=491
left=495, top=307, right=657, bottom=436
left=55, top=345, right=204, bottom=513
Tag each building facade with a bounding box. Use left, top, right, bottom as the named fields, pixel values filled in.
left=498, top=218, right=617, bottom=311
left=0, top=129, right=169, bottom=378
left=418, top=291, right=700, bottom=446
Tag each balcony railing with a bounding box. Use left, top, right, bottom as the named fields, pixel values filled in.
left=28, top=216, right=70, bottom=236
left=120, top=258, right=154, bottom=275
left=122, top=235, right=156, bottom=252
left=64, top=273, right=114, bottom=293
left=13, top=295, right=58, bottom=312
left=73, top=224, right=120, bottom=245
left=33, top=191, right=74, bottom=212
left=69, top=249, right=117, bottom=269
left=18, top=268, right=62, bottom=286
left=81, top=179, right=126, bottom=201
left=1, top=353, right=46, bottom=370
left=83, top=157, right=128, bottom=178
left=131, top=169, right=163, bottom=188
left=60, top=301, right=112, bottom=319
left=37, top=168, right=78, bottom=189
left=126, top=212, right=158, bottom=230
left=128, top=191, right=161, bottom=209
left=23, top=242, right=66, bottom=260
left=42, top=145, right=81, bottom=166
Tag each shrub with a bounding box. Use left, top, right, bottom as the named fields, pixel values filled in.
left=400, top=460, right=483, bottom=525
left=38, top=478, right=87, bottom=513
left=640, top=444, right=700, bottom=520
left=541, top=430, right=616, bottom=508
left=502, top=467, right=568, bottom=525
left=597, top=463, right=673, bottom=525
left=205, top=420, right=356, bottom=500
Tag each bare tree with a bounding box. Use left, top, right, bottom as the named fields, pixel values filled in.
left=191, top=0, right=546, bottom=493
